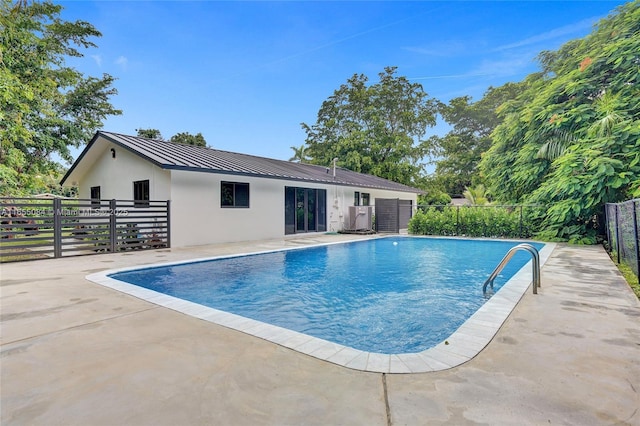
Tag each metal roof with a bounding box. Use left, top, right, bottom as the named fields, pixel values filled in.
left=62, top=131, right=423, bottom=193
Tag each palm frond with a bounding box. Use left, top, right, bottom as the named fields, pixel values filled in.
left=536, top=129, right=576, bottom=161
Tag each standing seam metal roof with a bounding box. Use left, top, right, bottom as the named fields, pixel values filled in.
left=62, top=131, right=423, bottom=193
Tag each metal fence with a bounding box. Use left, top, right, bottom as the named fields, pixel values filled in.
left=1, top=197, right=170, bottom=262
left=605, top=199, right=640, bottom=282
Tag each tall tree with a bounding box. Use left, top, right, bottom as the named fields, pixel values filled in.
left=170, top=132, right=206, bottom=147
left=301, top=67, right=437, bottom=186
left=288, top=144, right=309, bottom=163
left=480, top=1, right=640, bottom=243
left=136, top=128, right=163, bottom=140
left=431, top=83, right=524, bottom=195
left=0, top=0, right=121, bottom=195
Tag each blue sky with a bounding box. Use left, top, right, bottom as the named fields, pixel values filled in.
left=60, top=0, right=628, bottom=166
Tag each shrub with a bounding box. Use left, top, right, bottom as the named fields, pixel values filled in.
left=408, top=205, right=544, bottom=239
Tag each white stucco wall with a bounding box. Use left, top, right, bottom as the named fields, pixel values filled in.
left=332, top=186, right=418, bottom=230
left=170, top=170, right=286, bottom=247
left=75, top=141, right=171, bottom=202
left=169, top=169, right=418, bottom=247
left=69, top=138, right=417, bottom=247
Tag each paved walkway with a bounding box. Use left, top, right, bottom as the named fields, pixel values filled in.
left=1, top=235, right=639, bottom=425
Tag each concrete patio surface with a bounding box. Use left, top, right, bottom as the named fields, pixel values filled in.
left=1, top=235, right=639, bottom=425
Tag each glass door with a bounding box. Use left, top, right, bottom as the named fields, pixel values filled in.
left=296, top=188, right=306, bottom=232
left=306, top=189, right=316, bottom=232
left=285, top=187, right=326, bottom=234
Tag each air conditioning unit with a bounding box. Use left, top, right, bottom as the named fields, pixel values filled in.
left=348, top=206, right=372, bottom=231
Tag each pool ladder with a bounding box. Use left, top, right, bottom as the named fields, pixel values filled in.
left=483, top=243, right=541, bottom=295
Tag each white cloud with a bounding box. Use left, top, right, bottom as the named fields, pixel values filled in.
left=403, top=40, right=468, bottom=57
left=409, top=52, right=535, bottom=83
left=408, top=71, right=493, bottom=81
left=470, top=55, right=534, bottom=78
left=115, top=56, right=129, bottom=70
left=494, top=17, right=598, bottom=52
left=91, top=54, right=103, bottom=67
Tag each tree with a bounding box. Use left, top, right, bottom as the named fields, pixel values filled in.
left=418, top=190, right=451, bottom=206
left=136, top=128, right=163, bottom=140
left=135, top=129, right=207, bottom=146
left=431, top=83, right=524, bottom=195
left=0, top=0, right=121, bottom=196
left=170, top=132, right=206, bottom=147
left=288, top=144, right=310, bottom=163
left=480, top=1, right=640, bottom=243
left=301, top=66, right=437, bottom=186
left=462, top=184, right=490, bottom=205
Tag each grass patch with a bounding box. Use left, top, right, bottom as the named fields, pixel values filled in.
left=614, top=261, right=640, bottom=300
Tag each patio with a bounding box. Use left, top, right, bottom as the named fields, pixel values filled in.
left=1, top=234, right=639, bottom=425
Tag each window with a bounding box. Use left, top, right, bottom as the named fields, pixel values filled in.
left=354, top=191, right=360, bottom=206
left=221, top=181, right=249, bottom=208
left=133, top=180, right=150, bottom=208
left=361, top=193, right=370, bottom=206
left=90, top=186, right=101, bottom=209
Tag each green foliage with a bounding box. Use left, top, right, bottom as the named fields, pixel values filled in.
left=0, top=0, right=121, bottom=196
left=613, top=260, right=640, bottom=300
left=136, top=128, right=207, bottom=146
left=136, top=128, right=163, bottom=140
left=289, top=144, right=310, bottom=163
left=536, top=129, right=576, bottom=161
left=409, top=208, right=457, bottom=235
left=431, top=83, right=525, bottom=195
left=302, top=66, right=437, bottom=186
left=462, top=184, right=490, bottom=205
left=480, top=1, right=640, bottom=242
left=170, top=132, right=207, bottom=147
left=409, top=205, right=545, bottom=239
left=419, top=190, right=451, bottom=206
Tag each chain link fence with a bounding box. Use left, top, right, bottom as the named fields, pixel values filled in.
left=409, top=204, right=546, bottom=239
left=605, top=199, right=640, bottom=283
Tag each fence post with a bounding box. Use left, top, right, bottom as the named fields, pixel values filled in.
left=482, top=206, right=487, bottom=237
left=519, top=206, right=523, bottom=238
left=166, top=200, right=171, bottom=248
left=109, top=199, right=117, bottom=253
left=604, top=204, right=611, bottom=249
left=456, top=206, right=460, bottom=235
left=53, top=198, right=62, bottom=258
left=396, top=198, right=400, bottom=233
left=614, top=205, right=621, bottom=264
left=633, top=201, right=640, bottom=284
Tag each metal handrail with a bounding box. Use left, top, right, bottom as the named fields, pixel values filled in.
left=483, top=243, right=541, bottom=295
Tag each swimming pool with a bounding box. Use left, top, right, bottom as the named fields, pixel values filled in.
left=91, top=237, right=554, bottom=372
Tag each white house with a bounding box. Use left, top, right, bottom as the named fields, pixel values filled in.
left=61, top=131, right=421, bottom=247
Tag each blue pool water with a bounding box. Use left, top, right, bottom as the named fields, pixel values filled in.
left=110, top=237, right=544, bottom=354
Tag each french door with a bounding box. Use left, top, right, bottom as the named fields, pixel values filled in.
left=285, top=187, right=326, bottom=235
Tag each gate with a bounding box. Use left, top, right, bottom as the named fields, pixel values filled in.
left=1, top=197, right=170, bottom=262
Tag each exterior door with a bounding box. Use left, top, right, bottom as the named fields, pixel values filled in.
left=285, top=187, right=326, bottom=234
left=296, top=188, right=307, bottom=232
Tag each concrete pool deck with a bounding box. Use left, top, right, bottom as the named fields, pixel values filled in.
left=1, top=235, right=639, bottom=425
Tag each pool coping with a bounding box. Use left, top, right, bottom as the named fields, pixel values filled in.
left=86, top=237, right=557, bottom=374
